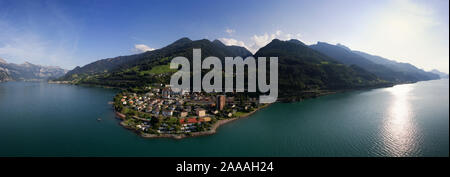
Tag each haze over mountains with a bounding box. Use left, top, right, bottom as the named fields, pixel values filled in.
left=52, top=37, right=444, bottom=101
left=0, top=58, right=68, bottom=82
left=430, top=69, right=449, bottom=79
left=310, top=42, right=440, bottom=82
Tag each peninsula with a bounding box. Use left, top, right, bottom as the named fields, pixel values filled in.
left=113, top=84, right=270, bottom=139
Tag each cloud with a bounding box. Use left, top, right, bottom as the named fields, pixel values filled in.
left=218, top=38, right=246, bottom=47
left=225, top=28, right=235, bottom=35
left=219, top=37, right=255, bottom=54
left=253, top=30, right=292, bottom=45
left=218, top=30, right=297, bottom=54
left=248, top=30, right=295, bottom=53
left=134, top=44, right=155, bottom=53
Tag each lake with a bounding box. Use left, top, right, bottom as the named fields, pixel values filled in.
left=0, top=79, right=448, bottom=157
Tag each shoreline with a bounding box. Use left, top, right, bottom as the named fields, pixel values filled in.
left=277, top=83, right=396, bottom=102
left=109, top=80, right=432, bottom=140
left=48, top=80, right=127, bottom=90
left=114, top=103, right=272, bottom=140
left=112, top=84, right=392, bottom=140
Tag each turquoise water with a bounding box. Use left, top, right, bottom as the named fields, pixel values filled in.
left=0, top=80, right=448, bottom=157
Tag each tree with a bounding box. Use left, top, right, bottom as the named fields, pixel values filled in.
left=175, top=125, right=181, bottom=133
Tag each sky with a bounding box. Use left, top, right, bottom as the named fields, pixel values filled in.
left=0, top=0, right=448, bottom=73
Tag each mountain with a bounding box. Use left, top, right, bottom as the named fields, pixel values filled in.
left=212, top=40, right=252, bottom=58
left=335, top=43, right=352, bottom=51
left=352, top=51, right=439, bottom=81
left=430, top=69, right=449, bottom=79
left=0, top=58, right=10, bottom=82
left=310, top=42, right=379, bottom=66
left=287, top=39, right=307, bottom=46
left=63, top=38, right=253, bottom=80
left=0, top=59, right=68, bottom=81
left=0, top=57, right=7, bottom=64
left=58, top=37, right=393, bottom=100
left=309, top=42, right=437, bottom=82
left=254, top=39, right=391, bottom=99
left=0, top=69, right=11, bottom=82
left=58, top=37, right=253, bottom=88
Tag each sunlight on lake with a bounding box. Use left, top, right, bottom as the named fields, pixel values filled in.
left=383, top=84, right=418, bottom=156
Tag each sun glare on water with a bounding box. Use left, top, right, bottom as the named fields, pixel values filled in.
left=382, top=84, right=419, bottom=156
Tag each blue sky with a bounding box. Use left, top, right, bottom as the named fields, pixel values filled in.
left=0, top=0, right=448, bottom=73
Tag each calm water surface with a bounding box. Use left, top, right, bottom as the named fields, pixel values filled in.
left=0, top=79, right=448, bottom=156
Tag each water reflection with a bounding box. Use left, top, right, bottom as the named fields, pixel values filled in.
left=383, top=84, right=418, bottom=156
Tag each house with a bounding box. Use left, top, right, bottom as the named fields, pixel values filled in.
left=162, top=87, right=172, bottom=98
left=176, top=100, right=184, bottom=106
left=211, top=110, right=219, bottom=115
left=179, top=117, right=211, bottom=124
left=181, top=89, right=188, bottom=95
left=162, top=110, right=174, bottom=117
left=172, top=88, right=189, bottom=95
left=180, top=117, right=199, bottom=124
left=152, top=108, right=160, bottom=115
left=196, top=109, right=206, bottom=117
left=179, top=111, right=188, bottom=118
left=200, top=117, right=211, bottom=122
left=145, top=107, right=153, bottom=113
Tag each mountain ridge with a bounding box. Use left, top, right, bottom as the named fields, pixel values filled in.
left=254, top=39, right=390, bottom=100
left=57, top=37, right=254, bottom=88
left=0, top=58, right=68, bottom=81
left=55, top=37, right=439, bottom=101
left=309, top=42, right=439, bottom=82
left=430, top=69, right=449, bottom=79
left=352, top=50, right=439, bottom=81
left=63, top=37, right=253, bottom=80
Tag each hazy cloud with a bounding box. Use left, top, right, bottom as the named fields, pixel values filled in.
left=219, top=30, right=296, bottom=54
left=218, top=38, right=246, bottom=47
left=134, top=44, right=155, bottom=53
left=225, top=28, right=235, bottom=35
left=252, top=30, right=293, bottom=47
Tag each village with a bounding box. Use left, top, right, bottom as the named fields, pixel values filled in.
left=114, top=84, right=261, bottom=135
